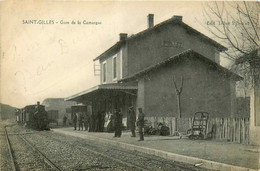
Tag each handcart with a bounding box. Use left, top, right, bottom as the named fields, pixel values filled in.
left=188, top=112, right=209, bottom=140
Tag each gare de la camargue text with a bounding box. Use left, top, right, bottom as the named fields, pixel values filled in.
left=22, top=20, right=101, bottom=25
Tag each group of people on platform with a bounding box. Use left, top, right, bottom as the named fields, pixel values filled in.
left=72, top=111, right=105, bottom=132
left=71, top=107, right=145, bottom=141
left=124, top=107, right=145, bottom=141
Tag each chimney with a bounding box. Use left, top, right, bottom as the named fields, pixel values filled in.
left=36, top=101, right=40, bottom=109
left=119, top=33, right=128, bottom=41
left=173, top=15, right=183, bottom=22
left=147, top=14, right=154, bottom=28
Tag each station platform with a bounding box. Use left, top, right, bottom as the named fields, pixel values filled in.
left=52, top=127, right=259, bottom=171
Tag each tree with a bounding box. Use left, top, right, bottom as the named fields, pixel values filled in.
left=202, top=1, right=260, bottom=93
left=173, top=76, right=183, bottom=119
left=172, top=75, right=183, bottom=133
left=203, top=1, right=259, bottom=59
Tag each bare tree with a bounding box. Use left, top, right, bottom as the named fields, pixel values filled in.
left=173, top=76, right=183, bottom=119
left=173, top=76, right=183, bottom=133
left=203, top=1, right=259, bottom=59
left=202, top=1, right=260, bottom=92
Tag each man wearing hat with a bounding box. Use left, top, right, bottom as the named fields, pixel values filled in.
left=137, top=108, right=145, bottom=141
left=72, top=113, right=77, bottom=130
left=77, top=112, right=83, bottom=131
left=114, top=108, right=123, bottom=137
left=128, top=106, right=136, bottom=137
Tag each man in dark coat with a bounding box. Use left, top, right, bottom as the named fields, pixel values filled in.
left=63, top=114, right=67, bottom=127
left=128, top=106, right=136, bottom=137
left=114, top=109, right=122, bottom=137
left=72, top=113, right=77, bottom=130
left=78, top=112, right=83, bottom=131
left=88, top=113, right=92, bottom=132
left=96, top=111, right=103, bottom=132
left=137, top=108, right=145, bottom=141
left=83, top=113, right=90, bottom=131
left=100, top=111, right=105, bottom=132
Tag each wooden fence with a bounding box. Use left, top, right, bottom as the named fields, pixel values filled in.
left=145, top=117, right=250, bottom=144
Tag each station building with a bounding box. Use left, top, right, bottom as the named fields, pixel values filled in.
left=41, top=98, right=76, bottom=125
left=236, top=49, right=260, bottom=145
left=65, top=14, right=241, bottom=129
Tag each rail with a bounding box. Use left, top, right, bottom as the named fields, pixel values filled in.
left=4, top=126, right=17, bottom=171
left=5, top=125, right=62, bottom=171
left=19, top=135, right=62, bottom=171
left=52, top=136, right=150, bottom=171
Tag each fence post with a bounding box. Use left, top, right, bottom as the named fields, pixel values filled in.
left=241, top=118, right=245, bottom=144
left=217, top=118, right=220, bottom=139
left=172, top=117, right=176, bottom=133
left=213, top=118, right=217, bottom=139
left=238, top=118, right=241, bottom=143
left=232, top=118, right=236, bottom=142
left=224, top=118, right=228, bottom=139
left=221, top=118, right=224, bottom=139
left=246, top=118, right=250, bottom=144
left=169, top=118, right=172, bottom=135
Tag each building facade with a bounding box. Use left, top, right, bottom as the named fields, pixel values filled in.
left=236, top=49, right=260, bottom=145
left=41, top=98, right=76, bottom=125
left=66, top=14, right=240, bottom=130
left=121, top=50, right=240, bottom=118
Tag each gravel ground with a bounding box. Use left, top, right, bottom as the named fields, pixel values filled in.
left=1, top=123, right=209, bottom=171
left=8, top=135, right=55, bottom=171
left=0, top=120, right=22, bottom=170
left=24, top=131, right=208, bottom=171
left=0, top=121, right=12, bottom=171
left=2, top=123, right=54, bottom=171
left=0, top=135, right=12, bottom=170
left=25, top=132, right=143, bottom=171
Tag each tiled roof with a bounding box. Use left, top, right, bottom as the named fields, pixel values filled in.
left=65, top=83, right=137, bottom=101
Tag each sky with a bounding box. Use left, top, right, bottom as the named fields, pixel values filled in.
left=0, top=1, right=235, bottom=108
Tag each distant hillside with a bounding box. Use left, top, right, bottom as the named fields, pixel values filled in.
left=0, top=103, right=18, bottom=120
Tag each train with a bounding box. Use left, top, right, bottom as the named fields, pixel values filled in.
left=16, top=102, right=49, bottom=130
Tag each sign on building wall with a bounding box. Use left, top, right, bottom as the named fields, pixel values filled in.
left=161, top=40, right=183, bottom=48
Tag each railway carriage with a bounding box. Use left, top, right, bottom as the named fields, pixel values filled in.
left=15, top=109, right=23, bottom=124
left=16, top=109, right=26, bottom=124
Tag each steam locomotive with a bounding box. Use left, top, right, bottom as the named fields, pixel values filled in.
left=16, top=102, right=49, bottom=130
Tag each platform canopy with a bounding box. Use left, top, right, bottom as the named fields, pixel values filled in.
left=65, top=83, right=137, bottom=103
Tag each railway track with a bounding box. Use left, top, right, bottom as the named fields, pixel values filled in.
left=80, top=139, right=205, bottom=171
left=52, top=137, right=161, bottom=171
left=47, top=133, right=206, bottom=171
left=108, top=143, right=205, bottom=171
left=26, top=133, right=151, bottom=171
left=4, top=126, right=62, bottom=171
left=5, top=125, right=153, bottom=171
left=4, top=124, right=208, bottom=171
left=4, top=126, right=16, bottom=171
left=69, top=140, right=150, bottom=171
